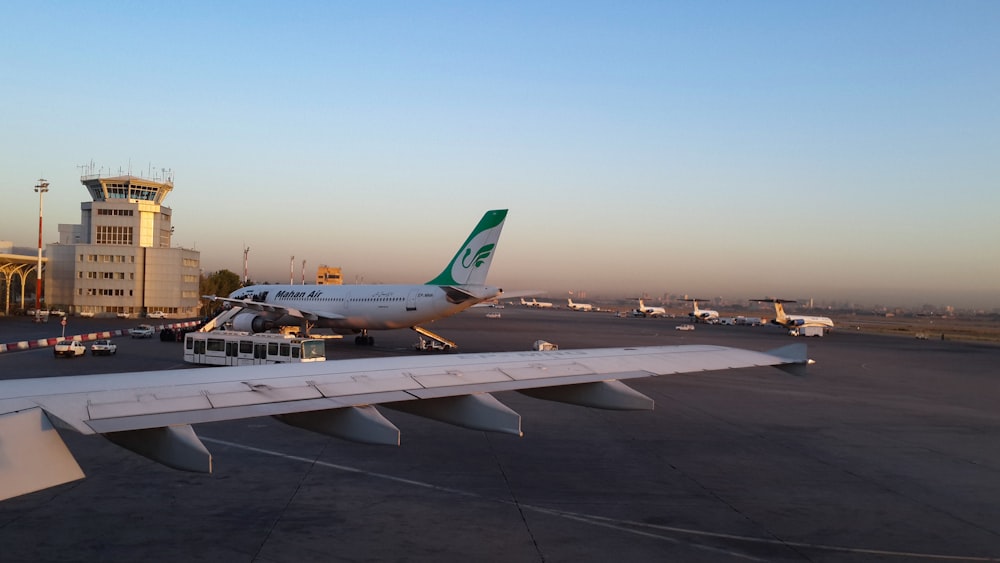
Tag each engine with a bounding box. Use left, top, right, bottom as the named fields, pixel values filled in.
left=231, top=312, right=276, bottom=333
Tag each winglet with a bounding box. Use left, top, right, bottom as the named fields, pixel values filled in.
left=427, top=209, right=508, bottom=286
left=766, top=343, right=810, bottom=376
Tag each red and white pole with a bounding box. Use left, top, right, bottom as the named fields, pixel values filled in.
left=34, top=179, right=49, bottom=322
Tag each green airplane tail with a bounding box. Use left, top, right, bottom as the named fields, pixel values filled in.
left=426, top=209, right=508, bottom=286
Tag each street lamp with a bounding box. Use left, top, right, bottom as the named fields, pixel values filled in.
left=34, top=179, right=49, bottom=323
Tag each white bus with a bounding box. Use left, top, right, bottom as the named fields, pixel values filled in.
left=184, top=330, right=326, bottom=366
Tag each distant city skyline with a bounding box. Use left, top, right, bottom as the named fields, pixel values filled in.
left=2, top=2, right=998, bottom=310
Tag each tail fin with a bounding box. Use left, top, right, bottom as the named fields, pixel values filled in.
left=751, top=298, right=793, bottom=323
left=427, top=209, right=508, bottom=286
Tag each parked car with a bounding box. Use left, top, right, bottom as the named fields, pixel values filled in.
left=129, top=324, right=155, bottom=338
left=78, top=311, right=95, bottom=318
left=675, top=324, right=695, bottom=331
left=147, top=311, right=166, bottom=319
left=53, top=340, right=87, bottom=357
left=116, top=312, right=130, bottom=319
left=90, top=339, right=118, bottom=356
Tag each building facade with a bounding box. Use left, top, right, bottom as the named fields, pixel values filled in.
left=316, top=265, right=343, bottom=285
left=45, top=172, right=201, bottom=318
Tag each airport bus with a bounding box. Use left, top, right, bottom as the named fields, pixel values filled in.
left=183, top=330, right=326, bottom=366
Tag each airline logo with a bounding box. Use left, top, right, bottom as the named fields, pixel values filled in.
left=426, top=209, right=507, bottom=286
left=461, top=243, right=495, bottom=270
left=448, top=230, right=498, bottom=283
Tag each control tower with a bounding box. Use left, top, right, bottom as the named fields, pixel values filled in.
left=44, top=168, right=200, bottom=318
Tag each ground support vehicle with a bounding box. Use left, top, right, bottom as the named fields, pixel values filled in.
left=53, top=341, right=86, bottom=357
left=90, top=340, right=117, bottom=356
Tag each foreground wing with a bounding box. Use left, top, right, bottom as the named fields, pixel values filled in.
left=0, top=344, right=806, bottom=501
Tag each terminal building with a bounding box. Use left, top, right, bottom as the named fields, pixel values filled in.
left=44, top=172, right=201, bottom=318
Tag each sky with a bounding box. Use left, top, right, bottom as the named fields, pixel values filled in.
left=2, top=1, right=998, bottom=309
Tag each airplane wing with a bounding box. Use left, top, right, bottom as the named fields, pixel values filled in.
left=203, top=295, right=346, bottom=321
left=0, top=343, right=807, bottom=501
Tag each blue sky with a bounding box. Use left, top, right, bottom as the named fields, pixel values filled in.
left=2, top=1, right=998, bottom=309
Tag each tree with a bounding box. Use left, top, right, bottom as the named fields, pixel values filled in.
left=199, top=269, right=242, bottom=316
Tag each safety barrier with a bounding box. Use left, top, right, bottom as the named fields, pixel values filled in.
left=0, top=321, right=201, bottom=354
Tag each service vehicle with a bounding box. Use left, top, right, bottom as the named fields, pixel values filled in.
left=147, top=311, right=166, bottom=319
left=532, top=340, right=559, bottom=351
left=675, top=324, right=696, bottom=331
left=116, top=312, right=130, bottom=319
left=789, top=326, right=825, bottom=337
left=129, top=324, right=155, bottom=338
left=90, top=340, right=117, bottom=356
left=53, top=340, right=86, bottom=357
left=184, top=331, right=326, bottom=366
left=414, top=338, right=452, bottom=352
left=77, top=311, right=95, bottom=318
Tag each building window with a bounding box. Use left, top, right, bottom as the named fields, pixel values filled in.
left=96, top=226, right=134, bottom=245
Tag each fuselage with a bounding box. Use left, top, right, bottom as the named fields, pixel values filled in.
left=229, top=283, right=500, bottom=332
left=779, top=315, right=834, bottom=329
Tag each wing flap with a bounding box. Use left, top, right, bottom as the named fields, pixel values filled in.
left=0, top=408, right=85, bottom=501
left=85, top=391, right=418, bottom=434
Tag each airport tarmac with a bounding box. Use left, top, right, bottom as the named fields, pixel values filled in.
left=1, top=308, right=998, bottom=562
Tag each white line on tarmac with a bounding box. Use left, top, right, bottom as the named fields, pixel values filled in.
left=202, top=437, right=998, bottom=562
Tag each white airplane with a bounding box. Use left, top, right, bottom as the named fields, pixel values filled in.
left=681, top=298, right=720, bottom=323
left=751, top=298, right=834, bottom=330
left=0, top=343, right=808, bottom=501
left=205, top=210, right=508, bottom=348
left=635, top=299, right=667, bottom=317
left=567, top=298, right=593, bottom=312
left=520, top=297, right=553, bottom=309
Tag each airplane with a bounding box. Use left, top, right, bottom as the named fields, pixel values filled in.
left=751, top=298, right=834, bottom=330
left=520, top=297, right=553, bottom=309
left=681, top=298, right=720, bottom=324
left=566, top=298, right=593, bottom=312
left=635, top=299, right=667, bottom=317
left=0, top=342, right=809, bottom=501
left=204, top=210, right=508, bottom=349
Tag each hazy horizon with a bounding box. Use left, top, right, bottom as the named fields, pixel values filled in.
left=3, top=2, right=998, bottom=311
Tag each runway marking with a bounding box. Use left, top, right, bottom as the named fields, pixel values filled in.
left=202, top=437, right=998, bottom=562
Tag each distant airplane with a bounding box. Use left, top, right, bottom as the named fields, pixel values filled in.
left=636, top=299, right=667, bottom=317
left=751, top=298, right=834, bottom=330
left=567, top=298, right=593, bottom=311
left=0, top=343, right=808, bottom=501
left=205, top=209, right=508, bottom=348
left=681, top=298, right=720, bottom=323
left=521, top=297, right=554, bottom=309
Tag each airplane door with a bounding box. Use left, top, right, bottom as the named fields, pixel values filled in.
left=406, top=289, right=419, bottom=311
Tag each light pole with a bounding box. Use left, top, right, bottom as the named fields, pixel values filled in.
left=242, top=246, right=250, bottom=286
left=289, top=255, right=295, bottom=285
left=34, top=179, right=49, bottom=323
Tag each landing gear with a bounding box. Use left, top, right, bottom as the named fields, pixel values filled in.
left=354, top=331, right=375, bottom=346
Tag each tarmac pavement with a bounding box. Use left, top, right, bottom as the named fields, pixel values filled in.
left=0, top=308, right=998, bottom=562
